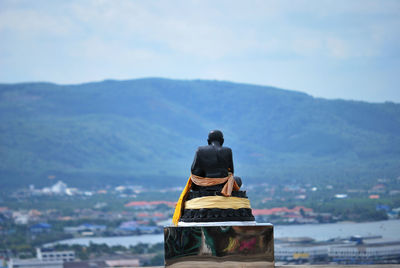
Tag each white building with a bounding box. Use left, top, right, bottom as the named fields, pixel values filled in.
left=329, top=240, right=400, bottom=262
left=36, top=248, right=75, bottom=262
left=275, top=243, right=330, bottom=262
left=8, top=248, right=75, bottom=268
left=51, top=181, right=67, bottom=195
left=8, top=259, right=62, bottom=268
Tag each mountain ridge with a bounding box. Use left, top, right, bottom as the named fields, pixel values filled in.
left=3, top=77, right=396, bottom=104
left=0, top=78, right=399, bottom=190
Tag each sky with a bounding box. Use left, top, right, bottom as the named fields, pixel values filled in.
left=0, top=0, right=399, bottom=103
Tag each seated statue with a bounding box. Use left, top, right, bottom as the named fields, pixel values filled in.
left=173, top=130, right=255, bottom=225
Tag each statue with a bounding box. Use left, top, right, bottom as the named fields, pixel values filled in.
left=166, top=131, right=274, bottom=267
left=191, top=130, right=242, bottom=190
left=173, top=130, right=255, bottom=226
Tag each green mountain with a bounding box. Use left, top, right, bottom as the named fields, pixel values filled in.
left=0, top=78, right=399, bottom=189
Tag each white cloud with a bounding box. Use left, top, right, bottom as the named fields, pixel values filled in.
left=325, top=37, right=349, bottom=59
left=0, top=0, right=399, bottom=101
left=76, top=36, right=160, bottom=64
left=2, top=0, right=398, bottom=60
left=0, top=9, right=74, bottom=37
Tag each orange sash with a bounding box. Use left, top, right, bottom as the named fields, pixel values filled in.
left=172, top=173, right=239, bottom=226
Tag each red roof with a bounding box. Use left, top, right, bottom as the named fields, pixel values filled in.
left=0, top=207, right=8, bottom=212
left=125, top=201, right=176, bottom=207
left=252, top=206, right=312, bottom=216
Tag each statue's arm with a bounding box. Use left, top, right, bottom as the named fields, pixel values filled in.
left=191, top=149, right=203, bottom=176
left=228, top=148, right=234, bottom=174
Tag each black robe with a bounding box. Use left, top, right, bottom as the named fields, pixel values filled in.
left=190, top=144, right=234, bottom=191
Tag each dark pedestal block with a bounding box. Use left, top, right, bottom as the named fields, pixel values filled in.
left=164, top=224, right=274, bottom=268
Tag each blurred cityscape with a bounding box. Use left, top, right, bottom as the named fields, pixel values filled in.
left=1, top=175, right=400, bottom=267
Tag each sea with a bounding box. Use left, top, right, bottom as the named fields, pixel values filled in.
left=47, top=219, right=400, bottom=247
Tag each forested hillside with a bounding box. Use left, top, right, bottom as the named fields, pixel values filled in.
left=1, top=78, right=399, bottom=189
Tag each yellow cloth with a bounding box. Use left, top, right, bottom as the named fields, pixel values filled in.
left=172, top=176, right=192, bottom=226
left=172, top=173, right=240, bottom=226
left=184, top=196, right=251, bottom=209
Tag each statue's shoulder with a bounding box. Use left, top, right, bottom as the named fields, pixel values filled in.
left=221, top=146, right=233, bottom=153
left=196, top=145, right=210, bottom=153
left=196, top=145, right=232, bottom=154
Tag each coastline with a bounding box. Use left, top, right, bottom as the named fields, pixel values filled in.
left=45, top=219, right=400, bottom=247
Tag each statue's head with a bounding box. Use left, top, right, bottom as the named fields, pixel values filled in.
left=207, top=130, right=224, bottom=145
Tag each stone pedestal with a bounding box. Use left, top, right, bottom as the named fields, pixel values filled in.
left=164, top=223, right=274, bottom=268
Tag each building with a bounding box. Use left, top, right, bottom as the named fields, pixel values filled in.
left=63, top=259, right=140, bottom=268
left=329, top=240, right=400, bottom=264
left=7, top=248, right=75, bottom=268
left=105, top=259, right=140, bottom=267
left=275, top=238, right=334, bottom=263
left=116, top=221, right=160, bottom=234
left=51, top=181, right=67, bottom=195
left=30, top=223, right=52, bottom=233
left=36, top=248, right=75, bottom=262
left=64, top=224, right=106, bottom=235
left=275, top=236, right=400, bottom=264
left=7, top=259, right=63, bottom=268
